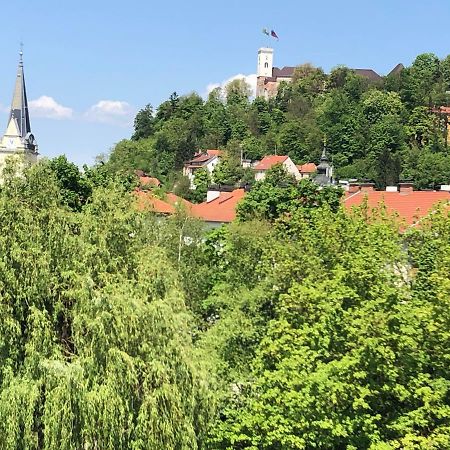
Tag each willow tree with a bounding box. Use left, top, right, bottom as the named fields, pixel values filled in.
left=0, top=161, right=214, bottom=449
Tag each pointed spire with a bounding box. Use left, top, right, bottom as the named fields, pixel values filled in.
left=10, top=45, right=31, bottom=139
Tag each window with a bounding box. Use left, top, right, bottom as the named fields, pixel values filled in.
left=264, top=62, right=268, bottom=68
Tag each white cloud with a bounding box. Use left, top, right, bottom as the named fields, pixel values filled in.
left=205, top=73, right=257, bottom=99
left=85, top=100, right=134, bottom=126
left=29, top=96, right=73, bottom=119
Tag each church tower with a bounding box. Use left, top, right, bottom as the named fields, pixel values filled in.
left=0, top=49, right=38, bottom=171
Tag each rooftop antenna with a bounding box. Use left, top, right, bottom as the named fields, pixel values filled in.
left=19, top=41, right=23, bottom=65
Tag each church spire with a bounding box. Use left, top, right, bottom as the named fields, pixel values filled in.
left=10, top=46, right=32, bottom=139
left=0, top=47, right=37, bottom=154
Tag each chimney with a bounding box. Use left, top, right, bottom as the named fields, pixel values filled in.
left=348, top=183, right=360, bottom=193
left=206, top=189, right=221, bottom=202
left=399, top=182, right=414, bottom=193
left=360, top=182, right=375, bottom=193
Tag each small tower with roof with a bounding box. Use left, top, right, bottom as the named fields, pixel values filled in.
left=314, top=143, right=334, bottom=186
left=0, top=48, right=38, bottom=172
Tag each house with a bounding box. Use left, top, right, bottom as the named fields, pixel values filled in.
left=344, top=183, right=450, bottom=227
left=254, top=155, right=301, bottom=181
left=183, top=149, right=222, bottom=188
left=192, top=188, right=246, bottom=228
left=296, top=163, right=317, bottom=179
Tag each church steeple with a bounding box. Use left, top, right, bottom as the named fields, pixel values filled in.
left=0, top=48, right=37, bottom=155
left=315, top=141, right=334, bottom=186
left=10, top=47, right=32, bottom=139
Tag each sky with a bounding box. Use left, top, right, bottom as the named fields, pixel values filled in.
left=0, top=0, right=449, bottom=166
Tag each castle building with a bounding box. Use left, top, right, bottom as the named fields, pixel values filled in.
left=256, top=47, right=403, bottom=99
left=0, top=50, right=38, bottom=171
left=256, top=48, right=296, bottom=99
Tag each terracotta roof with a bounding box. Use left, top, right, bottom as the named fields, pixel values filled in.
left=344, top=190, right=450, bottom=226
left=432, top=106, right=450, bottom=115
left=297, top=163, right=317, bottom=174
left=254, top=155, right=289, bottom=171
left=135, top=191, right=193, bottom=214
left=166, top=192, right=193, bottom=211
left=353, top=69, right=382, bottom=82
left=206, top=149, right=222, bottom=157
left=135, top=191, right=175, bottom=214
left=139, top=176, right=161, bottom=187
left=184, top=149, right=221, bottom=167
left=192, top=189, right=246, bottom=223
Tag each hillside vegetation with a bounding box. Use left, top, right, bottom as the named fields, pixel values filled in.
left=104, top=52, right=450, bottom=191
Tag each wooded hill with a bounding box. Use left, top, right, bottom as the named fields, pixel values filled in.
left=104, top=52, right=450, bottom=193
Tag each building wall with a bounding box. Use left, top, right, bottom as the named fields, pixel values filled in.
left=184, top=156, right=220, bottom=189
left=0, top=151, right=38, bottom=180
left=282, top=158, right=301, bottom=180
left=257, top=48, right=274, bottom=77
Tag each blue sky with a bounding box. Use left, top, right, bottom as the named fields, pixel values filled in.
left=0, top=0, right=449, bottom=166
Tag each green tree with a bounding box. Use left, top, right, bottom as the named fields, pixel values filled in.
left=0, top=161, right=215, bottom=449
left=191, top=167, right=210, bottom=203
left=236, top=164, right=342, bottom=221
left=48, top=155, right=91, bottom=211
left=131, top=104, right=155, bottom=140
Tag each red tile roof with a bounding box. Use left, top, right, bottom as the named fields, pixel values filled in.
left=192, top=189, right=246, bottom=223
left=135, top=191, right=175, bottom=214
left=185, top=149, right=222, bottom=167
left=254, top=155, right=289, bottom=171
left=135, top=191, right=193, bottom=214
left=166, top=192, right=193, bottom=211
left=139, top=176, right=161, bottom=187
left=297, top=163, right=317, bottom=174
left=206, top=149, right=222, bottom=157
left=344, top=190, right=450, bottom=226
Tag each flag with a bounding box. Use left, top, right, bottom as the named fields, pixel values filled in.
left=262, top=28, right=270, bottom=36
left=271, top=30, right=279, bottom=39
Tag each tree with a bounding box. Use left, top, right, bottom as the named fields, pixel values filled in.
left=209, top=205, right=450, bottom=449
left=48, top=155, right=91, bottom=211
left=236, top=164, right=342, bottom=221
left=191, top=167, right=210, bottom=203
left=131, top=104, right=155, bottom=140
left=0, top=161, right=215, bottom=448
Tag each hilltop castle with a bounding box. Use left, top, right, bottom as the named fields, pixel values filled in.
left=0, top=51, right=38, bottom=172
left=256, top=47, right=403, bottom=98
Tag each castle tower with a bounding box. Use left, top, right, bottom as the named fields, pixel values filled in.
left=256, top=47, right=274, bottom=98
left=257, top=47, right=273, bottom=77
left=0, top=49, right=38, bottom=171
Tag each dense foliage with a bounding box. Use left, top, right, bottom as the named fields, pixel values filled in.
left=0, top=161, right=214, bottom=449
left=3, top=51, right=450, bottom=448
left=100, top=53, right=450, bottom=191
